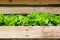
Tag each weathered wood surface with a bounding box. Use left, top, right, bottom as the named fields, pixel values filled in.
left=0, top=26, right=60, bottom=38
left=0, top=0, right=60, bottom=5
left=0, top=7, right=60, bottom=14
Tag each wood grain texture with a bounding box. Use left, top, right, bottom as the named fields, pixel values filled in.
left=0, top=26, right=43, bottom=38
left=0, top=0, right=60, bottom=5
left=0, top=7, right=60, bottom=14
left=0, top=26, right=60, bottom=38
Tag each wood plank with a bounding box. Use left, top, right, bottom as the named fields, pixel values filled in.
left=0, top=26, right=43, bottom=38
left=0, top=26, right=60, bottom=38
left=0, top=0, right=60, bottom=5
left=0, top=7, right=60, bottom=14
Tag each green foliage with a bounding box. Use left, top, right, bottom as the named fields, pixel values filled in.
left=0, top=12, right=60, bottom=26
left=0, top=13, right=4, bottom=26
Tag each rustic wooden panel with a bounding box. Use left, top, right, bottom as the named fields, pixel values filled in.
left=0, top=0, right=60, bottom=5
left=0, top=26, right=43, bottom=38
left=0, top=26, right=60, bottom=38
left=0, top=7, right=60, bottom=14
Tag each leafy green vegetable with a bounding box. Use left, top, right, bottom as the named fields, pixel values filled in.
left=0, top=12, right=60, bottom=26
left=0, top=13, right=4, bottom=26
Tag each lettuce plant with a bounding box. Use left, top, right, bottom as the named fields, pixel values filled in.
left=0, top=12, right=60, bottom=26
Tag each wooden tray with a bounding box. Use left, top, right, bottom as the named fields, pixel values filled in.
left=0, top=7, right=60, bottom=38
left=0, top=0, right=60, bottom=38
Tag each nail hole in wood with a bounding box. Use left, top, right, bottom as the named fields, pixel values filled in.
left=26, top=29, right=28, bottom=31
left=26, top=35, right=29, bottom=37
left=40, top=2, right=41, bottom=4
left=33, top=9, right=35, bottom=11
left=34, top=0, right=37, bottom=1
left=9, top=0, right=12, bottom=2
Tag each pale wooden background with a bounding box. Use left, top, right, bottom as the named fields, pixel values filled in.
left=0, top=7, right=60, bottom=14
left=0, top=0, right=60, bottom=40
